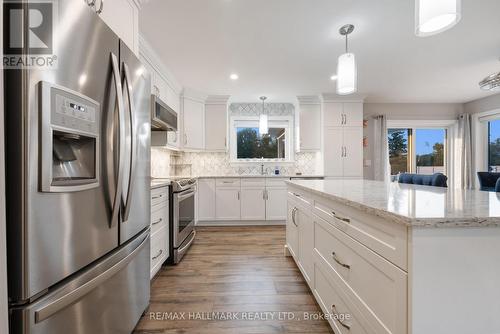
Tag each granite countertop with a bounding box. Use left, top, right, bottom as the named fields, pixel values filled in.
left=286, top=179, right=500, bottom=228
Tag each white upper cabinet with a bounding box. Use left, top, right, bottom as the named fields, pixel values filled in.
left=97, top=0, right=140, bottom=54
left=297, top=97, right=321, bottom=152
left=182, top=91, right=206, bottom=150
left=205, top=96, right=229, bottom=152
left=323, top=101, right=363, bottom=127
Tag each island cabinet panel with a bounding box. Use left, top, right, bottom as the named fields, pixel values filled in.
left=314, top=216, right=407, bottom=334
left=312, top=197, right=408, bottom=270
left=286, top=202, right=299, bottom=258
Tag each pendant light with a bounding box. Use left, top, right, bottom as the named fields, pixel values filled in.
left=259, top=96, right=269, bottom=135
left=337, top=24, right=357, bottom=95
left=415, top=0, right=461, bottom=37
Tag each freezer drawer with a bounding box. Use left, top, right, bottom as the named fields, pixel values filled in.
left=10, top=229, right=150, bottom=334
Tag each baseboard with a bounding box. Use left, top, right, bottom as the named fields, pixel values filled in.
left=196, top=220, right=286, bottom=226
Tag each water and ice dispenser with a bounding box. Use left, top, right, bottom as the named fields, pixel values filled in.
left=39, top=81, right=100, bottom=192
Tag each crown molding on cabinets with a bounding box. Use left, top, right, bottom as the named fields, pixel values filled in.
left=182, top=87, right=208, bottom=103
left=297, top=95, right=322, bottom=105
left=138, top=35, right=183, bottom=95
left=321, top=93, right=366, bottom=103
left=206, top=95, right=231, bottom=105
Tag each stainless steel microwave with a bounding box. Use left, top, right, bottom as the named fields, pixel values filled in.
left=151, top=95, right=177, bottom=131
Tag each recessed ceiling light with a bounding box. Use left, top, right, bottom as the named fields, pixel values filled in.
left=330, top=75, right=338, bottom=81
left=230, top=73, right=239, bottom=80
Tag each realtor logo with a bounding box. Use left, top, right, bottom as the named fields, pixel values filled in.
left=3, top=1, right=57, bottom=68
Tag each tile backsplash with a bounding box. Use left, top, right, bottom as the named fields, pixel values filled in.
left=151, top=148, right=319, bottom=177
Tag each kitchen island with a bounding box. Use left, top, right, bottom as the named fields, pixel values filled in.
left=285, top=179, right=500, bottom=334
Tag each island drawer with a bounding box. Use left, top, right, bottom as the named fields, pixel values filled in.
left=287, top=188, right=312, bottom=210
left=314, top=215, right=407, bottom=334
left=312, top=197, right=408, bottom=270
left=216, top=178, right=241, bottom=187
left=314, top=261, right=371, bottom=334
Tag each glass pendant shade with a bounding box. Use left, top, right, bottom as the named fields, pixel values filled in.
left=415, top=0, right=461, bottom=37
left=259, top=114, right=268, bottom=135
left=336, top=53, right=357, bottom=95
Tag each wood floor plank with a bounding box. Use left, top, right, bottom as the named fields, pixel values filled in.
left=134, top=226, right=333, bottom=334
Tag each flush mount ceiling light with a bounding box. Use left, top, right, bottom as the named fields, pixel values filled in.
left=330, top=74, right=338, bottom=81
left=336, top=24, right=357, bottom=95
left=479, top=72, right=500, bottom=91
left=415, top=0, right=461, bottom=37
left=230, top=73, right=239, bottom=80
left=259, top=96, right=269, bottom=135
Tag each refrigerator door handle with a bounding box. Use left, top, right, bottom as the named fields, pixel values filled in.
left=109, top=53, right=126, bottom=228
left=121, top=63, right=136, bottom=222
left=33, top=231, right=150, bottom=323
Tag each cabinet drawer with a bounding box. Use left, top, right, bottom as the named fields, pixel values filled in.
left=314, top=216, right=407, bottom=334
left=241, top=178, right=265, bottom=187
left=151, top=205, right=168, bottom=236
left=150, top=227, right=167, bottom=278
left=314, top=263, right=370, bottom=334
left=313, top=197, right=407, bottom=270
left=266, top=178, right=287, bottom=188
left=151, top=187, right=168, bottom=209
left=216, top=178, right=241, bottom=187
left=287, top=189, right=312, bottom=211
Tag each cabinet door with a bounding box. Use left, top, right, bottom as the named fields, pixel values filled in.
left=241, top=188, right=266, bottom=220
left=343, top=127, right=363, bottom=177
left=183, top=98, right=205, bottom=150
left=286, top=202, right=299, bottom=258
left=299, top=104, right=321, bottom=151
left=205, top=104, right=227, bottom=151
left=322, top=102, right=343, bottom=127
left=215, top=188, right=240, bottom=220
left=343, top=102, right=363, bottom=127
left=297, top=208, right=314, bottom=284
left=323, top=127, right=344, bottom=177
left=266, top=188, right=287, bottom=220
left=99, top=0, right=139, bottom=54
left=154, top=74, right=170, bottom=102
left=197, top=179, right=216, bottom=221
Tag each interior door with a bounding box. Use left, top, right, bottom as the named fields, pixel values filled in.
left=119, top=41, right=151, bottom=244
left=4, top=0, right=122, bottom=302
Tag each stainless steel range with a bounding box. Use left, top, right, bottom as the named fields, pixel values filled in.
left=170, top=178, right=196, bottom=263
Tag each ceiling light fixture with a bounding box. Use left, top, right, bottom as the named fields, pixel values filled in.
left=259, top=96, right=269, bottom=135
left=415, top=0, right=461, bottom=37
left=230, top=73, right=239, bottom=80
left=479, top=72, right=500, bottom=91
left=337, top=24, right=357, bottom=95
left=330, top=75, right=338, bottom=81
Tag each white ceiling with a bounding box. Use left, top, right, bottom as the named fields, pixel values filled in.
left=139, top=0, right=500, bottom=103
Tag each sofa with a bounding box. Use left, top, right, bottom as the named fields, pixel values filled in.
left=397, top=173, right=448, bottom=188
left=477, top=172, right=500, bottom=192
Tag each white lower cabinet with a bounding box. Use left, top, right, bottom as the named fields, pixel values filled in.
left=286, top=202, right=299, bottom=257
left=215, top=188, right=241, bottom=220
left=240, top=188, right=266, bottom=220
left=150, top=186, right=169, bottom=279
left=297, top=207, right=314, bottom=284
left=266, top=187, right=287, bottom=220
left=197, top=178, right=216, bottom=220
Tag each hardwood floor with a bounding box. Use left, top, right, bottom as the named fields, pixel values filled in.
left=134, top=226, right=333, bottom=334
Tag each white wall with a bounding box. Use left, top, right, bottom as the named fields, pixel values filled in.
left=363, top=103, right=463, bottom=179
left=0, top=2, right=10, bottom=332
left=464, top=93, right=500, bottom=115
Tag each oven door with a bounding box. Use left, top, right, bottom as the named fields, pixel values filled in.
left=173, top=188, right=195, bottom=248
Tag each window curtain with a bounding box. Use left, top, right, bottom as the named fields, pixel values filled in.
left=373, top=115, right=389, bottom=182
left=455, top=114, right=473, bottom=189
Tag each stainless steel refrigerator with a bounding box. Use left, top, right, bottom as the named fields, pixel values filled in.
left=4, top=1, right=151, bottom=333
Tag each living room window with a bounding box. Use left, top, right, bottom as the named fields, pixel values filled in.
left=388, top=127, right=447, bottom=176
left=488, top=119, right=500, bottom=172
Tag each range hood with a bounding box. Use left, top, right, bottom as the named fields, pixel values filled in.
left=151, top=95, right=178, bottom=131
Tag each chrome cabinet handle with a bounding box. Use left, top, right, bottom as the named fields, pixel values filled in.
left=184, top=134, right=187, bottom=145
left=331, top=210, right=350, bottom=223
left=331, top=305, right=351, bottom=330
left=152, top=218, right=162, bottom=226
left=152, top=249, right=163, bottom=260
left=332, top=252, right=350, bottom=270
left=291, top=207, right=298, bottom=227
left=152, top=194, right=163, bottom=200
left=96, top=0, right=104, bottom=14
left=237, top=191, right=240, bottom=200
left=292, top=192, right=301, bottom=198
